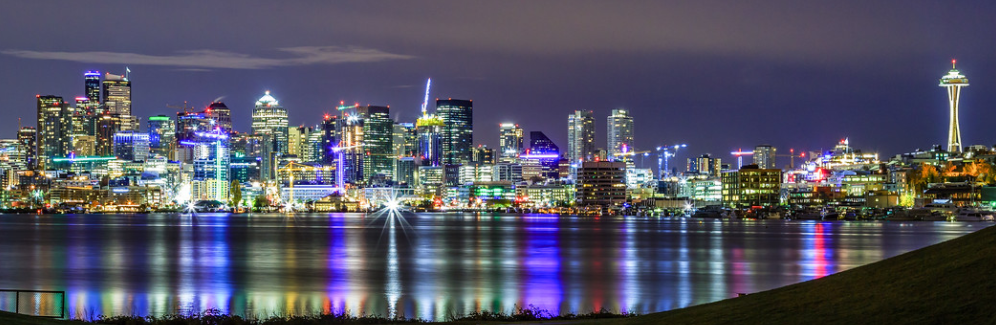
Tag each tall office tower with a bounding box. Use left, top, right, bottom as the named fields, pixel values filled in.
left=357, top=105, right=394, bottom=182
left=529, top=131, right=560, bottom=179
left=96, top=114, right=125, bottom=156
left=576, top=161, right=627, bottom=207
left=304, top=128, right=322, bottom=162
left=84, top=70, right=101, bottom=105
left=321, top=115, right=340, bottom=165
left=607, top=108, right=634, bottom=159
left=174, top=111, right=214, bottom=162
left=940, top=60, right=969, bottom=153
left=498, top=123, right=523, bottom=163
left=436, top=99, right=473, bottom=165
left=393, top=122, right=417, bottom=158
left=113, top=132, right=150, bottom=162
left=205, top=102, right=232, bottom=134
left=190, top=130, right=231, bottom=201
left=17, top=127, right=37, bottom=169
left=416, top=115, right=444, bottom=167
left=102, top=72, right=138, bottom=131
left=340, top=114, right=365, bottom=184
left=288, top=126, right=302, bottom=157
left=395, top=157, right=416, bottom=185
left=753, top=145, right=776, bottom=169
left=567, top=110, right=596, bottom=163
left=251, top=91, right=289, bottom=155
left=148, top=115, right=176, bottom=158
left=36, top=95, right=73, bottom=168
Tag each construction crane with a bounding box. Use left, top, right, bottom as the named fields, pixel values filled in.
left=277, top=161, right=332, bottom=208
left=656, top=144, right=687, bottom=179
left=330, top=143, right=364, bottom=193
left=776, top=148, right=807, bottom=169
left=731, top=148, right=754, bottom=169
left=166, top=101, right=196, bottom=113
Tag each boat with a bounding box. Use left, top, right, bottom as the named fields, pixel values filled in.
left=692, top=205, right=725, bottom=218
left=954, top=209, right=993, bottom=222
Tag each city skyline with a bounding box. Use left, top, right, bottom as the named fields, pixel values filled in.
left=1, top=1, right=994, bottom=162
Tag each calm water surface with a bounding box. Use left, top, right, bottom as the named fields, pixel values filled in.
left=0, top=212, right=984, bottom=320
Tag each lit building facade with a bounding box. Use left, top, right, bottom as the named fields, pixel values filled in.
left=754, top=145, right=776, bottom=169
left=436, top=99, right=473, bottom=165
left=112, top=132, right=150, bottom=162
left=607, top=108, right=634, bottom=159
left=577, top=161, right=627, bottom=207
left=416, top=115, right=444, bottom=167
left=251, top=91, right=289, bottom=162
left=147, top=115, right=175, bottom=159
left=37, top=95, right=72, bottom=169
left=498, top=123, right=523, bottom=163
left=721, top=165, right=782, bottom=207
left=358, top=105, right=394, bottom=182
left=567, top=110, right=596, bottom=163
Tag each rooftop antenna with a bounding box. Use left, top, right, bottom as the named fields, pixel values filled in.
left=420, top=78, right=431, bottom=118
left=125, top=67, right=131, bottom=80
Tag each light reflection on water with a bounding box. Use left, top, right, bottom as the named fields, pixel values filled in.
left=0, top=213, right=983, bottom=320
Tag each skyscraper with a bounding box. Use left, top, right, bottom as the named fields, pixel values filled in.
left=498, top=123, right=523, bottom=163
left=753, top=145, right=776, bottom=169
left=607, top=109, right=634, bottom=160
left=393, top=122, right=417, bottom=158
left=436, top=99, right=473, bottom=165
left=102, top=72, right=138, bottom=131
left=416, top=115, right=444, bottom=167
left=36, top=95, right=73, bottom=168
left=528, top=131, right=560, bottom=179
left=113, top=132, right=150, bottom=162
left=357, top=105, right=394, bottom=182
left=567, top=110, right=596, bottom=163
left=84, top=70, right=101, bottom=105
left=940, top=60, right=969, bottom=153
left=17, top=127, right=36, bottom=170
left=251, top=91, right=289, bottom=154
left=251, top=91, right=289, bottom=180
left=148, top=115, right=175, bottom=159
left=205, top=102, right=232, bottom=134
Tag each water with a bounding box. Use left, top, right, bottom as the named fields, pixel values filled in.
left=0, top=212, right=983, bottom=320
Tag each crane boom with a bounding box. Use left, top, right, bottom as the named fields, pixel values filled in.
left=420, top=78, right=432, bottom=116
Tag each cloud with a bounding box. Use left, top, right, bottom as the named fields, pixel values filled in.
left=0, top=46, right=414, bottom=69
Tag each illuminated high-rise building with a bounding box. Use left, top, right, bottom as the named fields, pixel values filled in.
left=753, top=145, right=776, bottom=169
left=416, top=115, right=444, bottom=167
left=84, top=70, right=101, bottom=105
left=190, top=130, right=230, bottom=201
left=96, top=114, right=125, bottom=156
left=567, top=110, right=595, bottom=163
left=148, top=115, right=175, bottom=158
left=251, top=91, right=289, bottom=154
left=607, top=109, right=634, bottom=160
left=393, top=122, right=417, bottom=158
left=498, top=123, right=523, bottom=163
left=940, top=60, right=969, bottom=153
left=205, top=102, right=232, bottom=134
left=113, top=132, right=150, bottom=162
left=436, top=99, right=473, bottom=165
left=102, top=73, right=131, bottom=115
left=528, top=131, right=560, bottom=179
left=17, top=127, right=37, bottom=170
left=357, top=105, right=394, bottom=182
left=36, top=95, right=73, bottom=168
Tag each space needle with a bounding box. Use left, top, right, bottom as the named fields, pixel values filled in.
left=940, top=59, right=969, bottom=153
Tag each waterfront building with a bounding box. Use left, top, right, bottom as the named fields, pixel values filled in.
left=516, top=184, right=575, bottom=207
left=577, top=161, right=627, bottom=207
left=940, top=60, right=969, bottom=153
left=607, top=109, right=634, bottom=160
left=754, top=145, right=776, bottom=169
left=625, top=167, right=654, bottom=189
left=721, top=165, right=782, bottom=207
left=458, top=164, right=494, bottom=185
left=147, top=115, right=175, bottom=159
left=417, top=165, right=444, bottom=197
left=112, top=132, right=150, bottom=162
left=395, top=157, right=416, bottom=186
left=567, top=110, right=596, bottom=163
left=190, top=130, right=230, bottom=201
left=357, top=105, right=394, bottom=182
left=498, top=123, right=523, bottom=163
left=436, top=99, right=473, bottom=165
left=36, top=95, right=73, bottom=169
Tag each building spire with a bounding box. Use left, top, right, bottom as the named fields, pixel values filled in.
left=952, top=59, right=957, bottom=69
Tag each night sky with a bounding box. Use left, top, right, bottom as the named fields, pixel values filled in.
left=3, top=1, right=994, bottom=167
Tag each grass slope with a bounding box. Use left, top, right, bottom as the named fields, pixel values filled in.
left=609, top=224, right=996, bottom=325
left=0, top=311, right=82, bottom=325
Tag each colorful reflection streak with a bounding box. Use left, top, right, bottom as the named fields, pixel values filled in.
left=0, top=214, right=982, bottom=320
